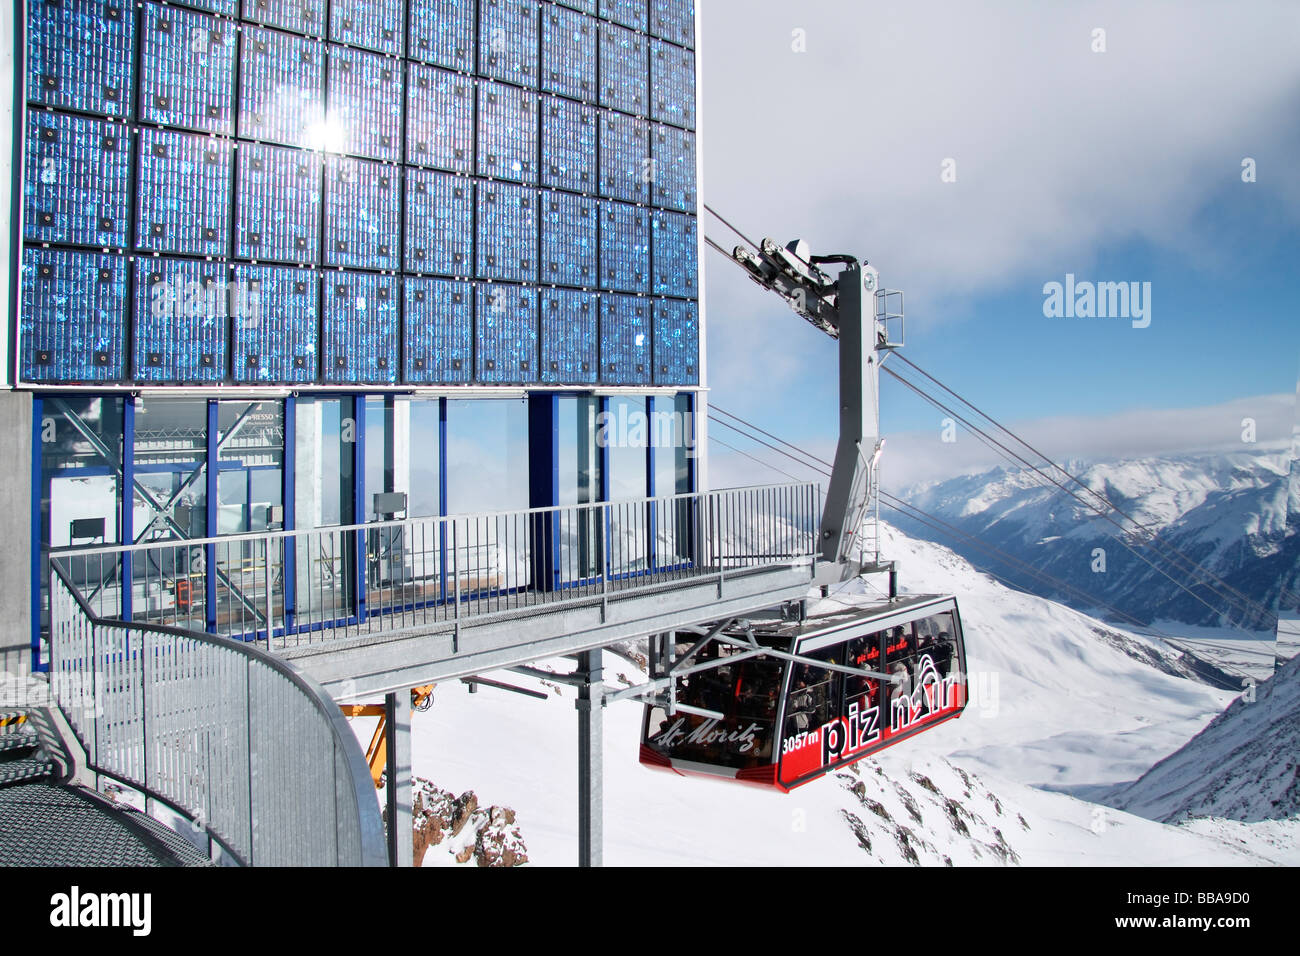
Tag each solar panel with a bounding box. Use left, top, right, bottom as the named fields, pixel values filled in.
left=600, top=293, right=651, bottom=385
left=242, top=0, right=326, bottom=37
left=600, top=201, right=650, bottom=294
left=650, top=208, right=697, bottom=298
left=540, top=288, right=598, bottom=383
left=407, top=64, right=475, bottom=174
left=132, top=258, right=229, bottom=382
left=599, top=110, right=649, bottom=203
left=331, top=0, right=405, bottom=56
left=541, top=97, right=597, bottom=193
left=405, top=169, right=474, bottom=275
left=542, top=5, right=597, bottom=102
left=135, top=127, right=233, bottom=257
left=326, top=45, right=404, bottom=162
left=650, top=123, right=696, bottom=212
left=24, top=110, right=130, bottom=248
left=650, top=38, right=696, bottom=129
left=26, top=0, right=134, bottom=118
left=476, top=283, right=538, bottom=383
left=476, top=181, right=538, bottom=283
left=21, top=248, right=127, bottom=382
left=599, top=23, right=648, bottom=117
left=138, top=2, right=237, bottom=135
left=408, top=0, right=475, bottom=72
left=653, top=298, right=698, bottom=385
left=650, top=0, right=695, bottom=49
left=235, top=143, right=323, bottom=263
left=238, top=25, right=326, bottom=149
left=322, top=272, right=399, bottom=383
left=478, top=0, right=539, bottom=87
left=231, top=264, right=319, bottom=382
left=599, top=0, right=648, bottom=33
left=541, top=191, right=598, bottom=288
left=478, top=81, right=538, bottom=183
left=404, top=277, right=474, bottom=382
left=323, top=156, right=400, bottom=270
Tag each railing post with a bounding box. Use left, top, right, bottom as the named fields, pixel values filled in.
left=263, top=535, right=274, bottom=646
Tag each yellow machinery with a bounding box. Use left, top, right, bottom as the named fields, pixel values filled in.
left=340, top=685, right=435, bottom=789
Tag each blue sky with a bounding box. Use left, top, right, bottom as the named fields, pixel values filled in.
left=697, top=0, right=1300, bottom=486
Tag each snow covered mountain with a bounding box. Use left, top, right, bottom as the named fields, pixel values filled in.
left=1104, top=651, right=1300, bottom=824
left=358, top=520, right=1298, bottom=866
left=891, top=446, right=1297, bottom=632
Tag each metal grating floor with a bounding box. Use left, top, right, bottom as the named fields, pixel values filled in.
left=0, top=782, right=214, bottom=867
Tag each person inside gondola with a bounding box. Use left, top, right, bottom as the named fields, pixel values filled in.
left=786, top=677, right=814, bottom=737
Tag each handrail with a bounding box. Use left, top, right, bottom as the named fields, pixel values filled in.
left=46, top=560, right=387, bottom=867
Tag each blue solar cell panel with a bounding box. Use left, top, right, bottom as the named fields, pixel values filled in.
left=20, top=248, right=127, bottom=382
left=541, top=5, right=596, bottom=102
left=406, top=64, right=474, bottom=174
left=541, top=97, right=596, bottom=193
left=599, top=0, right=647, bottom=32
left=231, top=264, right=318, bottom=382
left=600, top=293, right=650, bottom=384
left=323, top=156, right=399, bottom=269
left=326, top=46, right=403, bottom=162
left=404, top=277, right=473, bottom=382
left=242, top=0, right=326, bottom=37
left=540, top=288, right=597, bottom=383
left=235, top=143, right=322, bottom=263
left=652, top=297, right=698, bottom=385
left=26, top=0, right=134, bottom=117
left=599, top=23, right=648, bottom=116
left=478, top=82, right=538, bottom=183
left=138, top=3, right=237, bottom=134
left=598, top=110, right=648, bottom=203
left=476, top=181, right=538, bottom=282
left=650, top=38, right=695, bottom=128
left=132, top=258, right=229, bottom=382
left=408, top=0, right=475, bottom=72
left=651, top=123, right=695, bottom=211
left=238, top=25, right=326, bottom=148
left=556, top=0, right=596, bottom=14
left=478, top=0, right=539, bottom=87
left=650, top=209, right=697, bottom=297
left=24, top=110, right=130, bottom=248
left=540, top=192, right=597, bottom=288
left=475, top=283, right=538, bottom=383
left=322, top=272, right=399, bottom=383
left=179, top=0, right=238, bottom=14
left=599, top=201, right=649, bottom=294
left=136, top=127, right=233, bottom=256
left=650, top=0, right=694, bottom=49
left=405, top=169, right=473, bottom=274
left=331, top=0, right=404, bottom=55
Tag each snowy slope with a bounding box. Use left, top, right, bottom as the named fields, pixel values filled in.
left=892, top=446, right=1296, bottom=630
left=350, top=520, right=1299, bottom=866
left=1104, top=652, right=1300, bottom=823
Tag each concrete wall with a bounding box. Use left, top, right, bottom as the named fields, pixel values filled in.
left=0, top=391, right=31, bottom=668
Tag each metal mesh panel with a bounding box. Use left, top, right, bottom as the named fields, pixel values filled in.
left=599, top=110, right=649, bottom=203
left=326, top=45, right=403, bottom=162
left=600, top=200, right=650, bottom=294
left=650, top=122, right=696, bottom=212
left=241, top=0, right=326, bottom=37
left=235, top=142, right=323, bottom=263
left=476, top=283, right=538, bottom=383
left=135, top=127, right=233, bottom=256
left=132, top=258, right=229, bottom=382
left=599, top=22, right=648, bottom=117
left=541, top=191, right=597, bottom=288
left=650, top=37, right=695, bottom=128
left=600, top=293, right=651, bottom=384
left=404, top=277, right=473, bottom=382
left=541, top=4, right=596, bottom=102
left=404, top=168, right=473, bottom=275
left=476, top=180, right=538, bottom=282
left=26, top=0, right=134, bottom=117
left=24, top=109, right=130, bottom=248
left=406, top=64, right=475, bottom=174
left=138, top=2, right=237, bottom=134
left=540, top=288, right=598, bottom=383
left=231, top=264, right=319, bottom=382
left=20, top=248, right=127, bottom=382
left=321, top=272, right=399, bottom=383
left=650, top=208, right=697, bottom=297
left=238, top=24, right=326, bottom=148
left=408, top=0, right=475, bottom=72
left=477, top=0, right=539, bottom=87
left=323, top=155, right=400, bottom=270
left=330, top=0, right=405, bottom=56
left=540, top=96, right=597, bottom=193
left=477, top=81, right=538, bottom=183
left=653, top=297, right=698, bottom=384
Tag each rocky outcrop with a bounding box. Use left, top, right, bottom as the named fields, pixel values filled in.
left=410, top=777, right=528, bottom=867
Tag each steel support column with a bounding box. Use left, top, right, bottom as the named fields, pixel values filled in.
left=576, top=648, right=603, bottom=867
left=384, top=690, right=413, bottom=867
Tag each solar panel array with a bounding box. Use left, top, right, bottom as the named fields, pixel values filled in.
left=19, top=0, right=698, bottom=387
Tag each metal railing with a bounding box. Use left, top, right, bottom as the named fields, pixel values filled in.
left=51, top=483, right=820, bottom=650
left=46, top=562, right=387, bottom=867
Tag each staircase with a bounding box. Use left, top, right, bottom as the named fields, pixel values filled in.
left=0, top=710, right=53, bottom=787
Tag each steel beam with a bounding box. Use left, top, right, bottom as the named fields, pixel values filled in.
left=384, top=691, right=413, bottom=867
left=575, top=649, right=603, bottom=868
